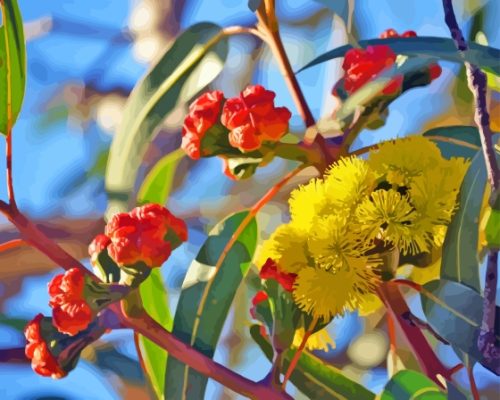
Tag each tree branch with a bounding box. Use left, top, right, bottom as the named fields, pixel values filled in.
left=441, top=0, right=500, bottom=363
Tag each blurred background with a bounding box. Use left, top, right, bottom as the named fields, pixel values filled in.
left=0, top=0, right=499, bottom=398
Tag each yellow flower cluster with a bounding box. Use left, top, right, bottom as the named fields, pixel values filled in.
left=258, top=136, right=469, bottom=320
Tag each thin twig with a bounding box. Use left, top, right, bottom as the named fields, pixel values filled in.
left=281, top=315, right=318, bottom=389
left=467, top=365, right=480, bottom=400
left=190, top=165, right=306, bottom=349
left=0, top=238, right=26, bottom=252
left=222, top=25, right=267, bottom=42
left=442, top=0, right=500, bottom=364
left=6, top=132, right=16, bottom=209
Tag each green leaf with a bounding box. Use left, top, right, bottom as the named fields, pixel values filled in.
left=423, top=126, right=481, bottom=159
left=105, top=22, right=228, bottom=217
left=164, top=211, right=258, bottom=399
left=250, top=325, right=375, bottom=400
left=298, top=37, right=500, bottom=75
left=137, top=149, right=184, bottom=206
left=0, top=0, right=26, bottom=134
left=485, top=208, right=500, bottom=247
left=420, top=279, right=500, bottom=375
left=441, top=150, right=489, bottom=292
left=133, top=150, right=184, bottom=397
left=379, top=370, right=446, bottom=400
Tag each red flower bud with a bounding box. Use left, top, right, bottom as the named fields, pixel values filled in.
left=181, top=90, right=225, bottom=159
left=259, top=258, right=297, bottom=292
left=88, top=234, right=111, bottom=267
left=342, top=45, right=400, bottom=95
left=24, top=314, right=66, bottom=379
left=401, top=30, right=417, bottom=38
left=48, top=268, right=93, bottom=336
left=221, top=85, right=291, bottom=152
left=52, top=301, right=93, bottom=336
left=380, top=28, right=399, bottom=39
left=105, top=204, right=187, bottom=268
left=250, top=290, right=269, bottom=319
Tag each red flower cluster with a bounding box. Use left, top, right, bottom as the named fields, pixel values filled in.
left=341, top=29, right=441, bottom=96
left=102, top=204, right=188, bottom=268
left=181, top=90, right=224, bottom=160
left=260, top=258, right=297, bottom=292
left=221, top=85, right=291, bottom=152
left=250, top=290, right=269, bottom=319
left=88, top=234, right=111, bottom=267
left=48, top=268, right=92, bottom=336
left=24, top=314, right=66, bottom=379
left=181, top=85, right=291, bottom=158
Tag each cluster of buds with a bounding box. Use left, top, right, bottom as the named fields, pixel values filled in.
left=335, top=28, right=442, bottom=97
left=25, top=203, right=187, bottom=378
left=181, top=85, right=292, bottom=179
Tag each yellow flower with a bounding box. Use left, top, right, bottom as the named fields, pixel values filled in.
left=293, top=327, right=335, bottom=352
left=409, top=157, right=470, bottom=247
left=354, top=189, right=424, bottom=253
left=256, top=223, right=311, bottom=274
left=368, top=136, right=442, bottom=186
left=324, top=156, right=378, bottom=213
left=308, top=215, right=376, bottom=272
left=289, top=178, right=333, bottom=231
left=293, top=263, right=379, bottom=319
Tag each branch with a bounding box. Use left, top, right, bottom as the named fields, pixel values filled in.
left=118, top=308, right=291, bottom=400
left=441, top=0, right=500, bottom=363
left=377, top=282, right=451, bottom=386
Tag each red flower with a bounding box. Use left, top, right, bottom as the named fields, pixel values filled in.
left=88, top=234, right=111, bottom=266
left=24, top=314, right=66, bottom=379
left=259, top=258, right=297, bottom=292
left=221, top=85, right=291, bottom=152
left=250, top=290, right=269, bottom=319
left=48, top=268, right=93, bottom=336
left=342, top=45, right=401, bottom=95
left=105, top=204, right=187, bottom=268
left=341, top=29, right=442, bottom=96
left=181, top=90, right=225, bottom=159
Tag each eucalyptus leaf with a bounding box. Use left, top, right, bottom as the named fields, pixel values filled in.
left=298, top=37, right=500, bottom=75
left=250, top=325, right=375, bottom=400
left=420, top=279, right=500, bottom=375
left=379, top=370, right=446, bottom=400
left=423, top=126, right=481, bottom=159
left=164, top=211, right=258, bottom=399
left=0, top=0, right=26, bottom=134
left=105, top=22, right=228, bottom=218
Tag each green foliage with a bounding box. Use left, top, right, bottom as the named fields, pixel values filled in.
left=250, top=325, right=375, bottom=400
left=299, top=37, right=500, bottom=75
left=440, top=151, right=486, bottom=292
left=133, top=150, right=184, bottom=397
left=423, top=126, right=481, bottom=159
left=0, top=0, right=26, bottom=134
left=105, top=22, right=228, bottom=218
left=420, top=279, right=500, bottom=374
left=164, top=211, right=258, bottom=399
left=379, top=370, right=446, bottom=400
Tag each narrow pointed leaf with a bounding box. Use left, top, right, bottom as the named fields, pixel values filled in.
left=0, top=0, right=26, bottom=134
left=250, top=325, right=375, bottom=400
left=420, top=279, right=500, bottom=375
left=423, top=126, right=481, bottom=159
left=164, top=211, right=258, bottom=399
left=298, top=37, right=500, bottom=75
left=105, top=22, right=228, bottom=217
left=379, top=370, right=446, bottom=400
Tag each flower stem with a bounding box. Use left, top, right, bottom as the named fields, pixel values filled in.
left=281, top=315, right=318, bottom=389
left=377, top=282, right=451, bottom=387
left=467, top=365, right=480, bottom=400
left=0, top=238, right=26, bottom=253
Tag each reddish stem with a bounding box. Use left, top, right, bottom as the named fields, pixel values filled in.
left=6, top=132, right=16, bottom=209
left=0, top=238, right=26, bottom=252
left=377, top=282, right=451, bottom=387
left=118, top=308, right=291, bottom=400
left=467, top=365, right=480, bottom=400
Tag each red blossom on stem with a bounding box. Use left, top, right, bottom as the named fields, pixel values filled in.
left=24, top=314, right=66, bottom=379
left=105, top=204, right=187, bottom=268
left=48, top=268, right=93, bottom=336
left=250, top=290, right=269, bottom=319
left=181, top=90, right=225, bottom=159
left=260, top=258, right=297, bottom=292
left=221, top=85, right=291, bottom=152
left=88, top=234, right=111, bottom=267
